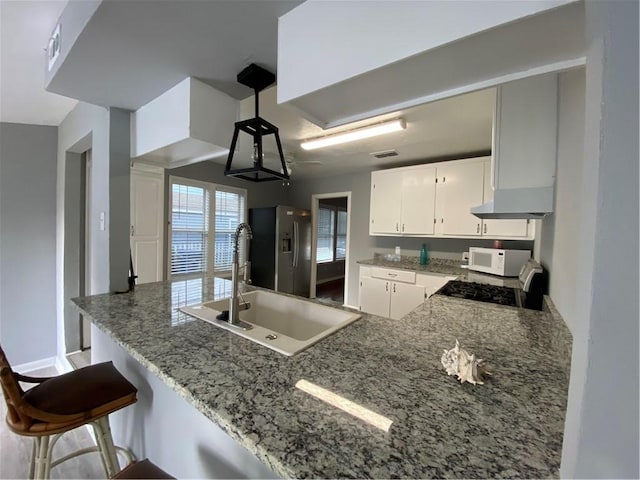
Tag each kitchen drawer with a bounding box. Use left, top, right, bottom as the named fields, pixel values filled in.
left=371, top=267, right=416, bottom=284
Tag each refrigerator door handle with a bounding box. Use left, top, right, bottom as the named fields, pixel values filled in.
left=293, top=221, right=299, bottom=268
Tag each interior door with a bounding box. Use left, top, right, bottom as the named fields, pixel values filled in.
left=130, top=168, right=164, bottom=284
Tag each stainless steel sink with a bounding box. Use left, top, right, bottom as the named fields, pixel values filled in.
left=180, top=290, right=360, bottom=356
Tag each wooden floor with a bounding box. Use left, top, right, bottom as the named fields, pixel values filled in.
left=0, top=366, right=108, bottom=479
left=316, top=278, right=345, bottom=304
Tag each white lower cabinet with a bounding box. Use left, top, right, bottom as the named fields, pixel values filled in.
left=359, top=266, right=455, bottom=320
left=417, top=273, right=458, bottom=298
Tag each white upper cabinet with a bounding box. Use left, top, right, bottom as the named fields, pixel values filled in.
left=481, top=159, right=531, bottom=237
left=369, top=157, right=532, bottom=239
left=370, top=169, right=403, bottom=234
left=435, top=158, right=485, bottom=236
left=370, top=165, right=436, bottom=235
left=471, top=73, right=559, bottom=218
left=402, top=167, right=437, bottom=234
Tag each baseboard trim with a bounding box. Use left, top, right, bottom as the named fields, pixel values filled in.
left=317, top=276, right=345, bottom=285
left=13, top=356, right=57, bottom=373
left=55, top=355, right=74, bottom=374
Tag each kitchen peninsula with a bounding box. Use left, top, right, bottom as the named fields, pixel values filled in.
left=72, top=277, right=571, bottom=478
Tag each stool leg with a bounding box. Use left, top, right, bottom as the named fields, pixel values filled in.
left=92, top=416, right=120, bottom=477
left=33, top=436, right=50, bottom=480
left=29, top=438, right=37, bottom=479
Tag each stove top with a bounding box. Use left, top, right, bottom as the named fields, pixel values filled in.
left=435, top=280, right=519, bottom=307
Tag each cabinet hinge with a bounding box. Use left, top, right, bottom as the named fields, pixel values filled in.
left=435, top=178, right=438, bottom=183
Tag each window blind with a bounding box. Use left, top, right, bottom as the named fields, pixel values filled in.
left=171, top=184, right=209, bottom=276
left=336, top=209, right=347, bottom=260
left=317, top=207, right=335, bottom=263
left=214, top=189, right=246, bottom=273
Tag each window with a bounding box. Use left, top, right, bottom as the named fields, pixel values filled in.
left=214, top=188, right=246, bottom=272
left=317, top=207, right=335, bottom=263
left=170, top=183, right=209, bottom=276
left=316, top=204, right=347, bottom=264
left=169, top=177, right=246, bottom=278
left=336, top=209, right=347, bottom=259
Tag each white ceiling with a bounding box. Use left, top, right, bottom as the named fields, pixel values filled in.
left=0, top=0, right=77, bottom=125
left=0, top=0, right=494, bottom=178
left=238, top=86, right=494, bottom=179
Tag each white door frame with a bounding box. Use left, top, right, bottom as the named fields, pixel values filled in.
left=310, top=192, right=351, bottom=306
left=82, top=149, right=92, bottom=349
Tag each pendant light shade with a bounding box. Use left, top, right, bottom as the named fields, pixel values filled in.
left=224, top=64, right=289, bottom=182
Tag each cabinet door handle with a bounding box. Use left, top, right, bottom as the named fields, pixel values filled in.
left=130, top=225, right=134, bottom=236
left=396, top=223, right=399, bottom=232
left=484, top=224, right=487, bottom=234
left=393, top=284, right=396, bottom=293
left=385, top=282, right=389, bottom=292
left=402, top=224, right=405, bottom=232
left=388, top=273, right=398, bottom=278
left=476, top=224, right=480, bottom=233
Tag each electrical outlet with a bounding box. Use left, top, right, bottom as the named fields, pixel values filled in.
left=462, top=252, right=469, bottom=261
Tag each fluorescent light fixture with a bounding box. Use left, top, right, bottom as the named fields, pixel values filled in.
left=300, top=119, right=406, bottom=151
left=295, top=379, right=393, bottom=432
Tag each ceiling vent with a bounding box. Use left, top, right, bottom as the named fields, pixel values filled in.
left=370, top=149, right=399, bottom=159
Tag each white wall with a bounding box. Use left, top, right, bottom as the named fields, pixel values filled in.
left=91, top=326, right=278, bottom=479
left=560, top=1, right=639, bottom=477
left=288, top=171, right=374, bottom=307
left=0, top=123, right=58, bottom=365
left=57, top=102, right=131, bottom=357
left=539, top=69, right=585, bottom=332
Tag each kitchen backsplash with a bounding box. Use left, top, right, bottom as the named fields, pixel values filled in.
left=374, top=236, right=535, bottom=261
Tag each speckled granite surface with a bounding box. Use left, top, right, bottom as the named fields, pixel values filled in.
left=72, top=277, right=571, bottom=479
left=358, top=255, right=522, bottom=288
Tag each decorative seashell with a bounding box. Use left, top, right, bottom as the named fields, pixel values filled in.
left=440, top=339, right=490, bottom=385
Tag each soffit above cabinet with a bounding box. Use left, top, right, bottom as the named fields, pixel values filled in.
left=130, top=78, right=238, bottom=169
left=277, top=1, right=585, bottom=128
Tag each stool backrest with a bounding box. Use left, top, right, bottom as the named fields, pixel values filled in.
left=0, top=345, right=31, bottom=430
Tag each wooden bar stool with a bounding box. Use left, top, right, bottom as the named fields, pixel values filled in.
left=112, top=459, right=175, bottom=479
left=0, top=345, right=138, bottom=479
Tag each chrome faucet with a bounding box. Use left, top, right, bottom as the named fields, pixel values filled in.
left=229, top=223, right=253, bottom=329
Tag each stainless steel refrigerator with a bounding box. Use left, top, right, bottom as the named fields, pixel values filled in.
left=248, top=206, right=311, bottom=298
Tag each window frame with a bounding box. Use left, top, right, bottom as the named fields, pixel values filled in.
left=316, top=204, right=347, bottom=265
left=167, top=176, right=247, bottom=280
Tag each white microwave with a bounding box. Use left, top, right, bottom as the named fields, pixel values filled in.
left=468, top=247, right=531, bottom=277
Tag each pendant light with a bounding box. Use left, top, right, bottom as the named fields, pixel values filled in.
left=224, top=63, right=289, bottom=182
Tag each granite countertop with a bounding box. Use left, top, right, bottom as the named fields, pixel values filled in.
left=358, top=255, right=522, bottom=288
left=72, top=277, right=571, bottom=479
